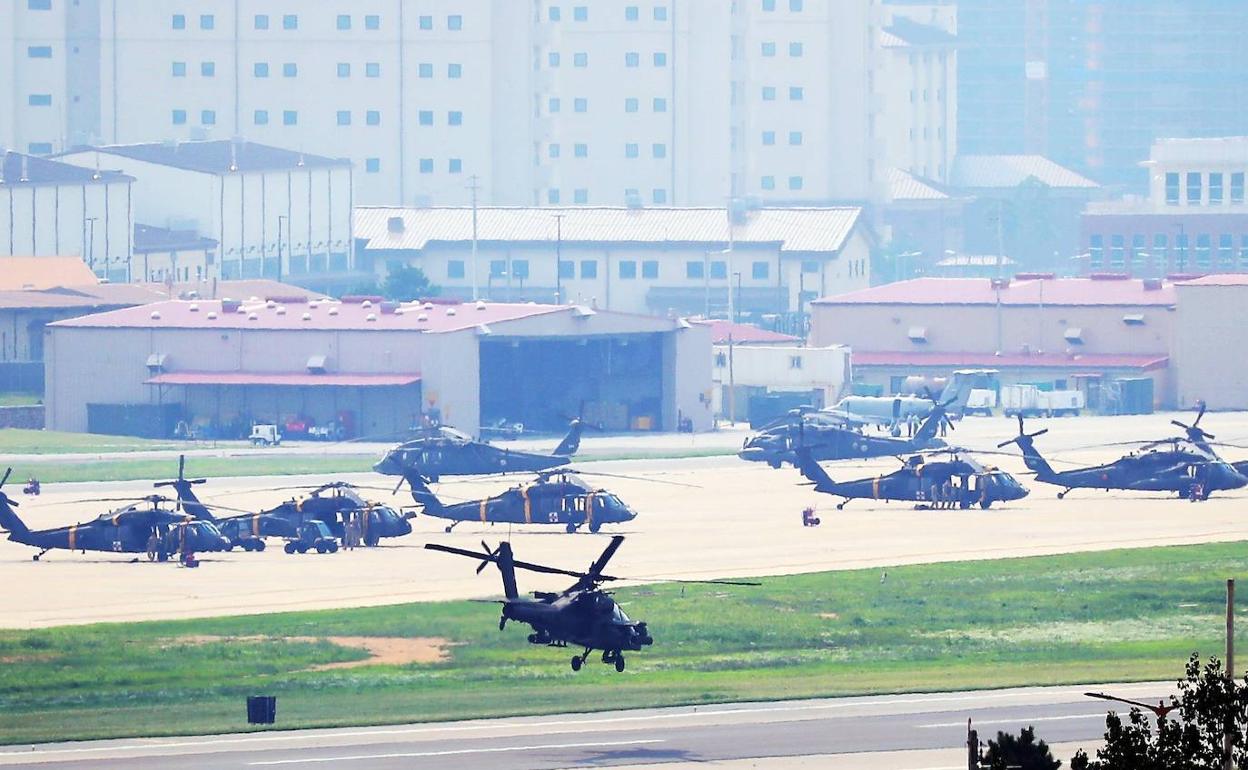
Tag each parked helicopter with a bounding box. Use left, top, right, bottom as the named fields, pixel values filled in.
left=0, top=470, right=230, bottom=562
left=405, top=469, right=639, bottom=533
left=373, top=418, right=592, bottom=486
left=795, top=448, right=1030, bottom=510
left=996, top=416, right=1248, bottom=499
left=425, top=535, right=757, bottom=672
left=739, top=392, right=955, bottom=468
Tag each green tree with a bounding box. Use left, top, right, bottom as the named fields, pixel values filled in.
left=1072, top=654, right=1248, bottom=770
left=981, top=725, right=1062, bottom=769
left=381, top=266, right=438, bottom=302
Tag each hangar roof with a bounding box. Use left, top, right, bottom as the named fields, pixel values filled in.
left=0, top=257, right=99, bottom=290
left=1175, top=273, right=1248, bottom=287
left=1, top=151, right=132, bottom=187
left=355, top=206, right=863, bottom=254
left=952, top=155, right=1099, bottom=189
left=693, top=319, right=799, bottom=345
left=853, top=351, right=1169, bottom=371
left=50, top=298, right=686, bottom=334
left=59, top=140, right=347, bottom=175
left=815, top=277, right=1176, bottom=307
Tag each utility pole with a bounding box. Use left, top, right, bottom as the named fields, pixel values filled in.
left=967, top=718, right=979, bottom=769
left=468, top=175, right=480, bottom=300
left=1227, top=578, right=1235, bottom=770
left=277, top=214, right=287, bottom=284
left=553, top=213, right=564, bottom=304
left=86, top=217, right=98, bottom=273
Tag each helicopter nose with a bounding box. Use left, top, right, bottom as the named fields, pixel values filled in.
left=372, top=455, right=400, bottom=475
left=634, top=622, right=653, bottom=646
left=1218, top=464, right=1248, bottom=489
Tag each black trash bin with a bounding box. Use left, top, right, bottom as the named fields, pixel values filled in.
left=246, top=695, right=277, bottom=724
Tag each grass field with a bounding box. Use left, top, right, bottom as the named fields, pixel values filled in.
left=0, top=541, right=1243, bottom=745
left=0, top=393, right=41, bottom=407
left=0, top=428, right=188, bottom=455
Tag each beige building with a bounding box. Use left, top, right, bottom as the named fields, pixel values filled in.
left=1172, top=274, right=1248, bottom=410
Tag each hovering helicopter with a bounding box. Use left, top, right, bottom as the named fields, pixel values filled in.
left=373, top=418, right=593, bottom=485
left=0, top=469, right=230, bottom=562
left=425, top=535, right=757, bottom=672
left=157, top=457, right=411, bottom=550
left=795, top=448, right=1030, bottom=510
left=996, top=416, right=1248, bottom=499
left=739, top=391, right=955, bottom=468
left=405, top=469, right=641, bottom=533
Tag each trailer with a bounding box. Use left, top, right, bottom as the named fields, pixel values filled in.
left=1001, top=384, right=1084, bottom=417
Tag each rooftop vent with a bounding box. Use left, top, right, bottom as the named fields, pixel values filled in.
left=249, top=296, right=260, bottom=302
left=188, top=303, right=200, bottom=312
left=475, top=300, right=487, bottom=311
left=1122, top=314, right=1146, bottom=326
left=366, top=313, right=378, bottom=322
left=145, top=353, right=168, bottom=371
left=206, top=311, right=218, bottom=320
left=989, top=278, right=1010, bottom=289
left=424, top=301, right=435, bottom=310
left=362, top=299, right=373, bottom=308
left=380, top=301, right=399, bottom=314
left=417, top=313, right=429, bottom=322
left=265, top=299, right=276, bottom=309
left=247, top=312, right=259, bottom=321
left=328, top=306, right=339, bottom=316
left=301, top=312, right=311, bottom=321
left=1063, top=327, right=1084, bottom=344
left=387, top=216, right=405, bottom=233
left=1142, top=278, right=1164, bottom=291
left=236, top=304, right=247, bottom=314
left=221, top=298, right=239, bottom=313
left=446, top=307, right=457, bottom=316
left=275, top=306, right=286, bottom=315
left=1088, top=272, right=1129, bottom=281
left=306, top=355, right=328, bottom=373
left=150, top=310, right=161, bottom=320
left=907, top=326, right=928, bottom=343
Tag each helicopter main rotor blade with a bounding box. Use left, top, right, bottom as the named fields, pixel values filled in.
left=585, top=535, right=625, bottom=578
left=424, top=542, right=592, bottom=581
left=0, top=468, right=10, bottom=489
left=553, top=469, right=701, bottom=488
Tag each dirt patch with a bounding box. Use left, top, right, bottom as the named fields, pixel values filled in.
left=0, top=653, right=54, bottom=664
left=167, top=635, right=450, bottom=668
left=818, top=613, right=839, bottom=620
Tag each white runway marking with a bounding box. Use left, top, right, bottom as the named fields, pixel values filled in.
left=246, top=739, right=665, bottom=765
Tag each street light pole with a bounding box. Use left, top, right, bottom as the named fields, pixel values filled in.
left=85, top=216, right=98, bottom=274
left=277, top=214, right=287, bottom=284
left=553, top=213, right=564, bottom=304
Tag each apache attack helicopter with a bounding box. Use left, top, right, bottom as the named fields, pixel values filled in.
left=795, top=448, right=1030, bottom=510
left=425, top=535, right=757, bottom=672
left=739, top=391, right=955, bottom=468
left=406, top=469, right=641, bottom=533
left=0, top=469, right=230, bottom=562
left=996, top=415, right=1247, bottom=500
left=373, top=418, right=592, bottom=486
left=158, top=457, right=412, bottom=550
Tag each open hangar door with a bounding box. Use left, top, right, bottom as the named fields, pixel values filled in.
left=479, top=333, right=664, bottom=432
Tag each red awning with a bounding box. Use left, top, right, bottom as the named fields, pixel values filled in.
left=145, top=371, right=421, bottom=387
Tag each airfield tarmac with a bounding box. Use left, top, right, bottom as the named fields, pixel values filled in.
left=3, top=411, right=1248, bottom=629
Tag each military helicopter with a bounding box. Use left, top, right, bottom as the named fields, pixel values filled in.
left=996, top=416, right=1248, bottom=499
left=425, top=535, right=757, bottom=672
left=372, top=418, right=592, bottom=486
left=0, top=469, right=230, bottom=562
left=405, top=469, right=641, bottom=533
left=795, top=448, right=1030, bottom=510
left=739, top=391, right=955, bottom=468
left=158, top=457, right=411, bottom=550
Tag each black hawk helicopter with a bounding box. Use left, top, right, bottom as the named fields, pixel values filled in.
left=425, top=535, right=757, bottom=672
left=996, top=415, right=1248, bottom=499
left=1163, top=403, right=1248, bottom=478
left=0, top=469, right=230, bottom=562
left=738, top=392, right=954, bottom=468
left=795, top=447, right=1030, bottom=510
left=405, top=469, right=639, bottom=533
left=373, top=418, right=592, bottom=485
left=158, top=456, right=412, bottom=550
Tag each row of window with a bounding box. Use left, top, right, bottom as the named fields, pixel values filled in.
left=547, top=143, right=667, bottom=159
left=547, top=51, right=668, bottom=68
left=447, top=257, right=777, bottom=282
left=1088, top=232, right=1248, bottom=269
left=761, top=0, right=805, bottom=10
left=1164, top=171, right=1247, bottom=206
left=547, top=5, right=670, bottom=22
left=361, top=158, right=464, bottom=174
left=760, top=86, right=804, bottom=101
left=760, top=41, right=805, bottom=57
left=174, top=61, right=463, bottom=79
left=171, top=13, right=460, bottom=32
left=547, top=97, right=670, bottom=114
left=761, top=131, right=803, bottom=146
left=173, top=109, right=463, bottom=127
left=760, top=176, right=805, bottom=191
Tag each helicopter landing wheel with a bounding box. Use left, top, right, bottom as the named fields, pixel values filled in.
left=589, top=522, right=601, bottom=533
left=444, top=525, right=454, bottom=533
left=571, top=655, right=582, bottom=672
left=615, top=655, right=625, bottom=673
left=1057, top=490, right=1067, bottom=500
left=566, top=523, right=577, bottom=534
left=836, top=502, right=846, bottom=510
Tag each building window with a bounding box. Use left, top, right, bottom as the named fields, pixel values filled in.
left=448, top=63, right=462, bottom=78
left=548, top=51, right=560, bottom=67
left=752, top=261, right=769, bottom=280
left=172, top=109, right=187, bottom=124
left=763, top=0, right=776, bottom=9
left=28, top=46, right=53, bottom=58
left=281, top=62, right=297, bottom=77
left=283, top=110, right=297, bottom=125
left=801, top=260, right=819, bottom=273
left=1088, top=234, right=1104, bottom=267
left=201, top=61, right=215, bottom=77
left=548, top=97, right=561, bottom=113
left=574, top=188, right=588, bottom=204
left=366, top=62, right=380, bottom=77
left=448, top=14, right=463, bottom=30
left=655, top=6, right=668, bottom=20
left=1152, top=233, right=1168, bottom=269
left=1176, top=232, right=1190, bottom=269
left=448, top=260, right=465, bottom=279
left=201, top=109, right=216, bottom=125
left=642, top=260, right=658, bottom=279
left=762, top=86, right=776, bottom=101
left=367, top=110, right=380, bottom=126
left=653, top=52, right=667, bottom=66
left=575, top=97, right=587, bottom=112
left=1165, top=172, right=1180, bottom=205
left=337, top=63, right=351, bottom=77
left=419, top=15, right=432, bottom=29
left=652, top=143, right=666, bottom=158
left=549, top=6, right=561, bottom=21
left=653, top=97, right=667, bottom=112
left=448, top=111, right=463, bottom=125
left=173, top=61, right=187, bottom=77
left=790, top=86, right=804, bottom=100
left=710, top=261, right=727, bottom=279
left=548, top=143, right=560, bottom=159
left=574, top=52, right=588, bottom=67
left=574, top=6, right=588, bottom=20
left=762, top=131, right=775, bottom=146
left=172, top=14, right=185, bottom=29
left=789, top=131, right=803, bottom=145
left=489, top=260, right=506, bottom=278
left=761, top=41, right=776, bottom=57
left=1131, top=233, right=1146, bottom=271
left=365, top=14, right=380, bottom=30
left=789, top=355, right=803, bottom=370
left=559, top=260, right=575, bottom=279
left=619, top=260, right=637, bottom=279
left=1233, top=173, right=1246, bottom=205
left=448, top=158, right=462, bottom=173
left=27, top=142, right=52, bottom=155
left=254, top=109, right=268, bottom=125
left=28, top=0, right=52, bottom=9
left=790, top=0, right=803, bottom=9
left=789, top=41, right=803, bottom=57
left=255, top=62, right=270, bottom=77
left=1196, top=233, right=1212, bottom=267
left=1187, top=172, right=1202, bottom=205
left=337, top=14, right=351, bottom=30
left=200, top=14, right=214, bottom=30
left=418, top=62, right=432, bottom=77
left=624, top=97, right=638, bottom=112
left=574, top=143, right=588, bottom=158
left=365, top=158, right=380, bottom=173
left=1220, top=234, right=1235, bottom=267
left=511, top=260, right=529, bottom=279
left=580, top=260, right=598, bottom=278
left=283, top=14, right=298, bottom=29
left=1241, top=235, right=1248, bottom=270
left=419, top=158, right=433, bottom=173
left=652, top=188, right=667, bottom=204
left=625, top=52, right=639, bottom=67
left=625, top=143, right=639, bottom=158
left=419, top=110, right=433, bottom=125
left=761, top=175, right=775, bottom=190
left=1109, top=234, right=1125, bottom=268
left=337, top=110, right=351, bottom=126
left=687, top=261, right=704, bottom=279
left=626, top=6, right=639, bottom=20
left=254, top=14, right=269, bottom=29
left=1211, top=173, right=1224, bottom=205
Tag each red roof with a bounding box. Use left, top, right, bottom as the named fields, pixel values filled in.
left=852, top=351, right=1169, bottom=371
left=816, top=277, right=1176, bottom=307
left=693, top=319, right=799, bottom=345
left=1176, top=273, right=1248, bottom=287
left=145, top=372, right=420, bottom=387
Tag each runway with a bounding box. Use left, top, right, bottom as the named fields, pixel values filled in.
left=0, top=681, right=1167, bottom=768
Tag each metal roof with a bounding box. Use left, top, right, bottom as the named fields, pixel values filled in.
left=134, top=224, right=219, bottom=254
left=815, top=277, right=1177, bottom=307
left=146, top=372, right=420, bottom=387
left=692, top=319, right=799, bottom=345
left=882, top=16, right=957, bottom=46
left=355, top=206, right=863, bottom=254
left=0, top=257, right=98, bottom=291
left=887, top=168, right=951, bottom=201
left=0, top=151, right=132, bottom=187
left=952, top=155, right=1099, bottom=190
left=63, top=141, right=348, bottom=175
left=853, top=351, right=1169, bottom=371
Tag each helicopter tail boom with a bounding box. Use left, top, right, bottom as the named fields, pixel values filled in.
left=553, top=420, right=586, bottom=458
left=0, top=494, right=30, bottom=537
left=496, top=541, right=519, bottom=600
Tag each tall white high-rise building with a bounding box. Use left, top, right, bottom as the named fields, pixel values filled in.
left=4, top=0, right=956, bottom=210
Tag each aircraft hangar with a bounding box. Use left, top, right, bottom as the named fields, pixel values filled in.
left=43, top=296, right=711, bottom=439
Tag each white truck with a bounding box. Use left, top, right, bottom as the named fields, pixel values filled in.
left=1001, top=384, right=1085, bottom=418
